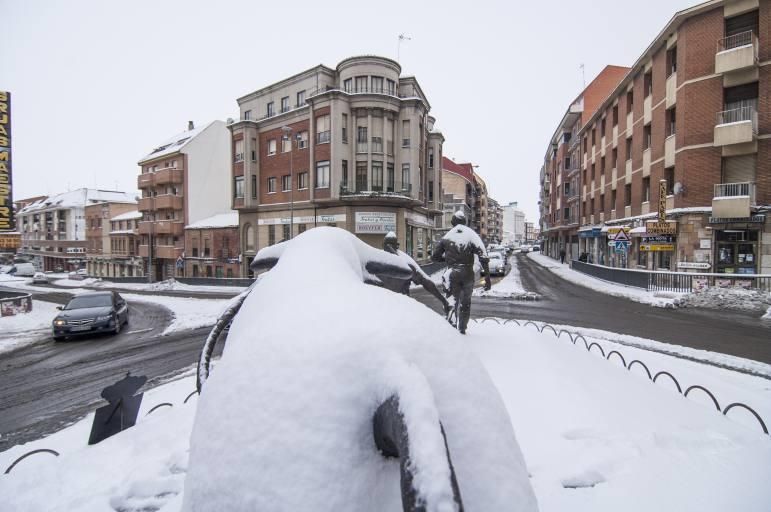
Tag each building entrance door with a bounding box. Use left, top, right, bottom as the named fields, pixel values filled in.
left=715, top=229, right=758, bottom=274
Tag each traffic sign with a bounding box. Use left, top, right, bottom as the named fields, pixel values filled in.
left=613, top=230, right=630, bottom=243
left=614, top=240, right=630, bottom=251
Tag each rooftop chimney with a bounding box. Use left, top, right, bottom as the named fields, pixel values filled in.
left=188, top=121, right=194, bottom=131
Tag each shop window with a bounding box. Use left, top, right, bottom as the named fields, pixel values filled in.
left=282, top=224, right=290, bottom=241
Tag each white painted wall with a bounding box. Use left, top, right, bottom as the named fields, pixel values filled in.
left=503, top=202, right=526, bottom=245
left=183, top=121, right=232, bottom=226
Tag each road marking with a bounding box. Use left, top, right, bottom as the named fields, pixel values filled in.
left=126, top=328, right=154, bottom=335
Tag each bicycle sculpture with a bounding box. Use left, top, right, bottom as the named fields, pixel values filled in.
left=186, top=227, right=537, bottom=512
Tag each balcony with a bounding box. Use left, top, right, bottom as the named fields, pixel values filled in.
left=712, top=182, right=756, bottom=219
left=138, top=220, right=184, bottom=236
left=155, top=168, right=183, bottom=185
left=138, top=244, right=149, bottom=258
left=625, top=159, right=632, bottom=184
left=715, top=31, right=759, bottom=76
left=665, top=135, right=676, bottom=167
left=137, top=173, right=154, bottom=188
left=611, top=167, right=618, bottom=189
left=642, top=148, right=651, bottom=177
left=643, top=95, right=652, bottom=125
left=714, top=106, right=758, bottom=153
left=154, top=194, right=183, bottom=210
left=138, top=197, right=154, bottom=211
left=155, top=245, right=184, bottom=259
left=665, top=73, right=677, bottom=108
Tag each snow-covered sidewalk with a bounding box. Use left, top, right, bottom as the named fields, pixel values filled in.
left=1, top=322, right=769, bottom=512
left=528, top=251, right=683, bottom=307
left=53, top=277, right=247, bottom=294
left=473, top=255, right=537, bottom=299
left=121, top=294, right=232, bottom=335
left=0, top=300, right=61, bottom=354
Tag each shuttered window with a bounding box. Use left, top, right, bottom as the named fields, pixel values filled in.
left=725, top=10, right=758, bottom=37
left=722, top=155, right=756, bottom=183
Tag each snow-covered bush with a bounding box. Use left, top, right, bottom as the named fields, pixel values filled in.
left=182, top=227, right=537, bottom=511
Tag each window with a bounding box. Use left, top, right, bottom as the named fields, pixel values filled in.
left=402, top=120, right=410, bottom=147
left=234, top=176, right=244, bottom=198
left=282, top=224, right=290, bottom=241
left=356, top=162, right=368, bottom=192
left=612, top=148, right=618, bottom=169
left=268, top=139, right=277, bottom=156
left=583, top=136, right=587, bottom=152
left=642, top=177, right=651, bottom=202
left=600, top=117, right=606, bottom=136
left=342, top=113, right=348, bottom=143
left=372, top=76, right=384, bottom=93
left=251, top=138, right=257, bottom=161
left=666, top=46, right=677, bottom=76
left=643, top=125, right=651, bottom=150
left=234, top=140, right=244, bottom=162
left=429, top=149, right=434, bottom=169
left=355, top=76, right=367, bottom=92
left=281, top=96, right=289, bottom=113
left=612, top=105, right=619, bottom=126
left=316, top=115, right=330, bottom=144
left=611, top=188, right=617, bottom=209
left=667, top=108, right=676, bottom=137
left=298, top=172, right=308, bottom=189
left=600, top=156, right=606, bottom=176
left=298, top=131, right=308, bottom=149
left=644, top=71, right=653, bottom=97
left=722, top=155, right=756, bottom=183
left=244, top=110, right=251, bottom=120
left=387, top=163, right=394, bottom=192
left=266, top=101, right=274, bottom=117
left=372, top=161, right=383, bottom=191
left=665, top=167, right=675, bottom=195
left=723, top=82, right=758, bottom=114
left=625, top=137, right=632, bottom=161
left=296, top=90, right=305, bottom=107
left=401, top=163, right=410, bottom=191
left=564, top=156, right=571, bottom=170
left=343, top=78, right=352, bottom=92
left=591, top=127, right=596, bottom=146
left=428, top=180, right=434, bottom=201
left=268, top=225, right=276, bottom=246
left=251, top=175, right=257, bottom=198
left=564, top=182, right=570, bottom=196
left=627, top=90, right=634, bottom=114
left=599, top=194, right=605, bottom=213
left=267, top=177, right=277, bottom=193
left=357, top=126, right=368, bottom=152
left=591, top=164, right=595, bottom=180
left=282, top=175, right=291, bottom=191
left=371, top=136, right=383, bottom=153
left=342, top=160, right=348, bottom=188
left=564, top=207, right=570, bottom=220
left=204, top=238, right=211, bottom=258
left=724, top=10, right=759, bottom=41
left=315, top=160, right=330, bottom=188
left=386, top=79, right=396, bottom=95
left=625, top=184, right=632, bottom=206
left=282, top=136, right=292, bottom=153
left=298, top=224, right=307, bottom=234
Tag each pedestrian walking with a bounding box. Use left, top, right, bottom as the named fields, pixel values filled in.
left=559, top=247, right=566, bottom=264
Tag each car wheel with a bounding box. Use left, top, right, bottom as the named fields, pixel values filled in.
left=113, top=317, right=121, bottom=335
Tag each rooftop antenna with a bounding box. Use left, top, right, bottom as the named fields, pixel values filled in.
left=579, top=63, right=586, bottom=89
left=397, top=33, right=411, bottom=64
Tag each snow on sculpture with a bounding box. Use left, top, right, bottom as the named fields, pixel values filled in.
left=182, top=227, right=538, bottom=512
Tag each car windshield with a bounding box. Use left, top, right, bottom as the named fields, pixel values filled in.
left=490, top=253, right=502, bottom=259
left=64, top=295, right=112, bottom=310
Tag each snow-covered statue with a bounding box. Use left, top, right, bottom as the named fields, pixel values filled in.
left=433, top=211, right=491, bottom=334
left=183, top=227, right=538, bottom=512
left=379, top=231, right=450, bottom=315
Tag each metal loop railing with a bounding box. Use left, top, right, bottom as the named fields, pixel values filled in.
left=684, top=385, right=721, bottom=411
left=627, top=360, right=653, bottom=380
left=606, top=350, right=627, bottom=367
left=4, top=449, right=60, bottom=475
left=723, top=403, right=769, bottom=434
left=146, top=403, right=173, bottom=415
left=653, top=371, right=683, bottom=394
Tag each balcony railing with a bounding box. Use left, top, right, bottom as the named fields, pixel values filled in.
left=717, top=30, right=755, bottom=52
left=371, top=137, right=383, bottom=153
left=340, top=183, right=411, bottom=197
left=714, top=182, right=756, bottom=201
left=356, top=141, right=368, bottom=153
left=716, top=105, right=758, bottom=127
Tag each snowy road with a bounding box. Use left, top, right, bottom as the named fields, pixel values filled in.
left=414, top=254, right=771, bottom=366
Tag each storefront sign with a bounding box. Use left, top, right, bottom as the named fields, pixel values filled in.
left=0, top=233, right=20, bottom=248
left=699, top=239, right=711, bottom=249
left=355, top=212, right=396, bottom=234
left=657, top=179, right=667, bottom=223
left=642, top=235, right=674, bottom=243
left=0, top=91, right=12, bottom=231
left=677, top=261, right=711, bottom=270
left=645, top=221, right=677, bottom=235
left=405, top=211, right=433, bottom=228
left=258, top=214, right=346, bottom=225
left=640, top=243, right=675, bottom=252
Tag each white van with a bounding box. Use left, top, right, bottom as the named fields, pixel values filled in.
left=11, top=263, right=36, bottom=277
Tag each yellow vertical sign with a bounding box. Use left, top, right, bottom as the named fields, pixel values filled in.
left=0, top=91, right=12, bottom=232
left=658, top=179, right=667, bottom=224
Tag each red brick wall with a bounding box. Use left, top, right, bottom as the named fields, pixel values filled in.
left=184, top=226, right=241, bottom=277
left=259, top=120, right=311, bottom=205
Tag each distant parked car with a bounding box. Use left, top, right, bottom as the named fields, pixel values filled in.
left=519, top=245, right=531, bottom=254
left=488, top=252, right=506, bottom=276
left=531, top=246, right=540, bottom=252
left=52, top=291, right=129, bottom=341
left=8, top=263, right=36, bottom=277
left=32, top=272, right=49, bottom=284
left=76, top=268, right=88, bottom=276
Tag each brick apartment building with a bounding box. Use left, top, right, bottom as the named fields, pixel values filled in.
left=85, top=201, right=140, bottom=277
left=228, top=56, right=445, bottom=274
left=16, top=189, right=136, bottom=271
left=542, top=0, right=771, bottom=276
left=439, top=157, right=494, bottom=242
left=487, top=197, right=503, bottom=244
left=184, top=211, right=241, bottom=278
left=540, top=65, right=630, bottom=260
left=137, top=121, right=231, bottom=281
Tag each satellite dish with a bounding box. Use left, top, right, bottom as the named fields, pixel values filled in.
left=673, top=182, right=685, bottom=195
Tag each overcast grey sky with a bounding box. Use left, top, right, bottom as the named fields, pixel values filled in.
left=2, top=0, right=696, bottom=222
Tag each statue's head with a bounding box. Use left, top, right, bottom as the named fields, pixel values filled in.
left=451, top=210, right=466, bottom=227
left=383, top=231, right=398, bottom=253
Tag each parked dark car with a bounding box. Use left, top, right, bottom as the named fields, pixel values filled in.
left=52, top=291, right=129, bottom=341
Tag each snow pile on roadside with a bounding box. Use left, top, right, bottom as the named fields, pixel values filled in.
left=527, top=251, right=683, bottom=307
left=2, top=321, right=770, bottom=512
left=0, top=273, right=25, bottom=283
left=53, top=277, right=102, bottom=288
left=473, top=256, right=537, bottom=299
left=57, top=277, right=248, bottom=294
left=121, top=294, right=230, bottom=335
left=677, top=286, right=771, bottom=313
left=0, top=300, right=60, bottom=354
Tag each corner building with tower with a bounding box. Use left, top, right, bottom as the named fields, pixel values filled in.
left=229, top=56, right=444, bottom=276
